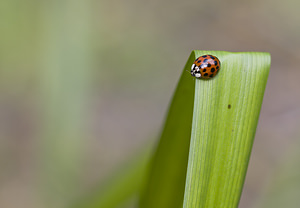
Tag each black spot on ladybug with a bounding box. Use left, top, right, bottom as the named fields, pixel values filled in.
left=211, top=68, right=215, bottom=72
left=228, top=104, right=231, bottom=109
left=203, top=59, right=208, bottom=63
left=209, top=74, right=214, bottom=78
left=210, top=55, right=215, bottom=59
left=202, top=55, right=207, bottom=58
left=207, top=64, right=211, bottom=67
left=216, top=66, right=219, bottom=70
left=203, top=69, right=207, bottom=72
left=197, top=60, right=201, bottom=63
left=214, top=61, right=218, bottom=65
left=204, top=73, right=208, bottom=76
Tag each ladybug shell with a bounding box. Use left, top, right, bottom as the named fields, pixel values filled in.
left=191, top=55, right=221, bottom=79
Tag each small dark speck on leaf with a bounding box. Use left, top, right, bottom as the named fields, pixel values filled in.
left=228, top=104, right=231, bottom=109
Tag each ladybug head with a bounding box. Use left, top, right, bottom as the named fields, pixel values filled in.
left=191, top=64, right=201, bottom=78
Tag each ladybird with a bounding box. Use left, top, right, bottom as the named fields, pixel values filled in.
left=190, top=55, right=221, bottom=79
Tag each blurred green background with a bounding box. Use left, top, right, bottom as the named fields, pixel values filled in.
left=0, top=0, right=300, bottom=207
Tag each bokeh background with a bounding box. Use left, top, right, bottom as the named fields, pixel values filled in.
left=1, top=0, right=300, bottom=207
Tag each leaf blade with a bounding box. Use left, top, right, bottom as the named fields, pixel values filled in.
left=140, top=52, right=197, bottom=208
left=183, top=51, right=270, bottom=208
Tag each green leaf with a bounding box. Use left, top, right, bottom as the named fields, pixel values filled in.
left=141, top=51, right=270, bottom=208
left=183, top=51, right=270, bottom=208
left=140, top=52, right=196, bottom=208
left=73, top=51, right=270, bottom=208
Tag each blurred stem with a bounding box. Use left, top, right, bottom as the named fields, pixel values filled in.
left=71, top=146, right=153, bottom=208
left=39, top=1, right=92, bottom=207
